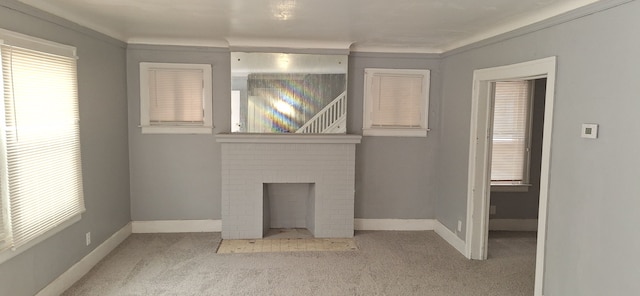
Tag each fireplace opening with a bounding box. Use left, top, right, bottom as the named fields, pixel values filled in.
left=263, top=183, right=316, bottom=238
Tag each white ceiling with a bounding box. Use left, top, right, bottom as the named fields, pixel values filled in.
left=18, top=0, right=598, bottom=53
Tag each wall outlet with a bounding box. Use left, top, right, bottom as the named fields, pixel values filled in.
left=457, top=220, right=462, bottom=232
left=85, top=232, right=91, bottom=246
left=490, top=205, right=497, bottom=215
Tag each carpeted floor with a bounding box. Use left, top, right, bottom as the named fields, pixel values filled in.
left=62, top=231, right=536, bottom=296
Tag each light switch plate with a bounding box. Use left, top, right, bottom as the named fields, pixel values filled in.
left=581, top=123, right=598, bottom=139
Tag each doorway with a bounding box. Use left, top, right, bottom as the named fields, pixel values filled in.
left=466, top=57, right=557, bottom=296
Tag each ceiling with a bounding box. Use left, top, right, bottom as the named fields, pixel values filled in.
left=18, top=0, right=598, bottom=53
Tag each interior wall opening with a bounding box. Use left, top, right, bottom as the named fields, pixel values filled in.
left=487, top=78, right=546, bottom=259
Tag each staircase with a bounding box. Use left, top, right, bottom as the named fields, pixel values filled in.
left=296, top=91, right=347, bottom=133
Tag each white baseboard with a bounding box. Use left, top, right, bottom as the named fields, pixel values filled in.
left=131, top=219, right=221, bottom=233
left=489, top=219, right=538, bottom=231
left=434, top=221, right=466, bottom=256
left=36, top=222, right=132, bottom=296
left=354, top=219, right=435, bottom=231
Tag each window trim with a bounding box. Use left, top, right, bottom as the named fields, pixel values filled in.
left=139, top=62, right=213, bottom=134
left=0, top=29, right=83, bottom=263
left=0, top=215, right=80, bottom=265
left=490, top=184, right=531, bottom=192
left=0, top=28, right=76, bottom=58
left=362, top=68, right=430, bottom=137
left=489, top=80, right=535, bottom=191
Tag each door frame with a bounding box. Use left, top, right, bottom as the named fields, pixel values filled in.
left=465, top=56, right=556, bottom=296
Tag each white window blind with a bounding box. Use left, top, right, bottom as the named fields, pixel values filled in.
left=363, top=68, right=430, bottom=137
left=371, top=74, right=423, bottom=127
left=0, top=39, right=85, bottom=252
left=148, top=68, right=204, bottom=124
left=491, top=81, right=532, bottom=183
left=139, top=62, right=213, bottom=134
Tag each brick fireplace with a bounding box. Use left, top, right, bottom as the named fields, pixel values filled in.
left=216, top=134, right=361, bottom=239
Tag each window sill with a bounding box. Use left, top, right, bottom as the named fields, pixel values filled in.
left=141, top=125, right=213, bottom=135
left=490, top=183, right=532, bottom=192
left=0, top=214, right=81, bottom=265
left=363, top=127, right=428, bottom=137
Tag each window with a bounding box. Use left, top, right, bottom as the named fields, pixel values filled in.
left=490, top=80, right=534, bottom=189
left=363, top=68, right=430, bottom=137
left=0, top=29, right=85, bottom=261
left=140, top=63, right=213, bottom=134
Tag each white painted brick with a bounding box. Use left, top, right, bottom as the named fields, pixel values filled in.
left=220, top=140, right=356, bottom=239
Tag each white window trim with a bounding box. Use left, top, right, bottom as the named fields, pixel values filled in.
left=139, top=62, right=213, bottom=134
left=490, top=184, right=531, bottom=192
left=0, top=28, right=76, bottom=58
left=362, top=68, right=430, bottom=137
left=0, top=29, right=83, bottom=263
left=0, top=215, right=80, bottom=265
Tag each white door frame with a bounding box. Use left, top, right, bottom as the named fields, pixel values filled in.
left=465, top=56, right=556, bottom=296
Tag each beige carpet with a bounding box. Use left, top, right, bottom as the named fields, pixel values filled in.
left=63, top=231, right=536, bottom=296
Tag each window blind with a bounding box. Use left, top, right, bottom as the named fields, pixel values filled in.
left=0, top=188, right=7, bottom=251
left=491, top=81, right=531, bottom=182
left=371, top=74, right=423, bottom=127
left=147, top=68, right=204, bottom=124
left=1, top=44, right=85, bottom=251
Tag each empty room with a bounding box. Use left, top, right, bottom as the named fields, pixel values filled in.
left=0, top=0, right=639, bottom=295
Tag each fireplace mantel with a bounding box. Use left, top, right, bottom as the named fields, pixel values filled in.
left=216, top=133, right=362, bottom=144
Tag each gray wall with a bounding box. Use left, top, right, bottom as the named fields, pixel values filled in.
left=437, top=1, right=640, bottom=295
left=350, top=53, right=441, bottom=219
left=490, top=79, right=545, bottom=220
left=128, top=49, right=441, bottom=222
left=127, top=45, right=230, bottom=221
left=0, top=1, right=130, bottom=296
left=266, top=183, right=310, bottom=228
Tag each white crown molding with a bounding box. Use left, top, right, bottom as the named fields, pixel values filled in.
left=441, top=0, right=599, bottom=52
left=17, top=0, right=125, bottom=41
left=14, top=0, right=633, bottom=55
left=349, top=51, right=441, bottom=59
left=3, top=1, right=125, bottom=48
left=443, top=0, right=634, bottom=57
left=226, top=37, right=353, bottom=51
left=230, top=47, right=350, bottom=55
left=126, top=44, right=230, bottom=53
left=349, top=44, right=442, bottom=54
left=127, top=37, right=230, bottom=48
